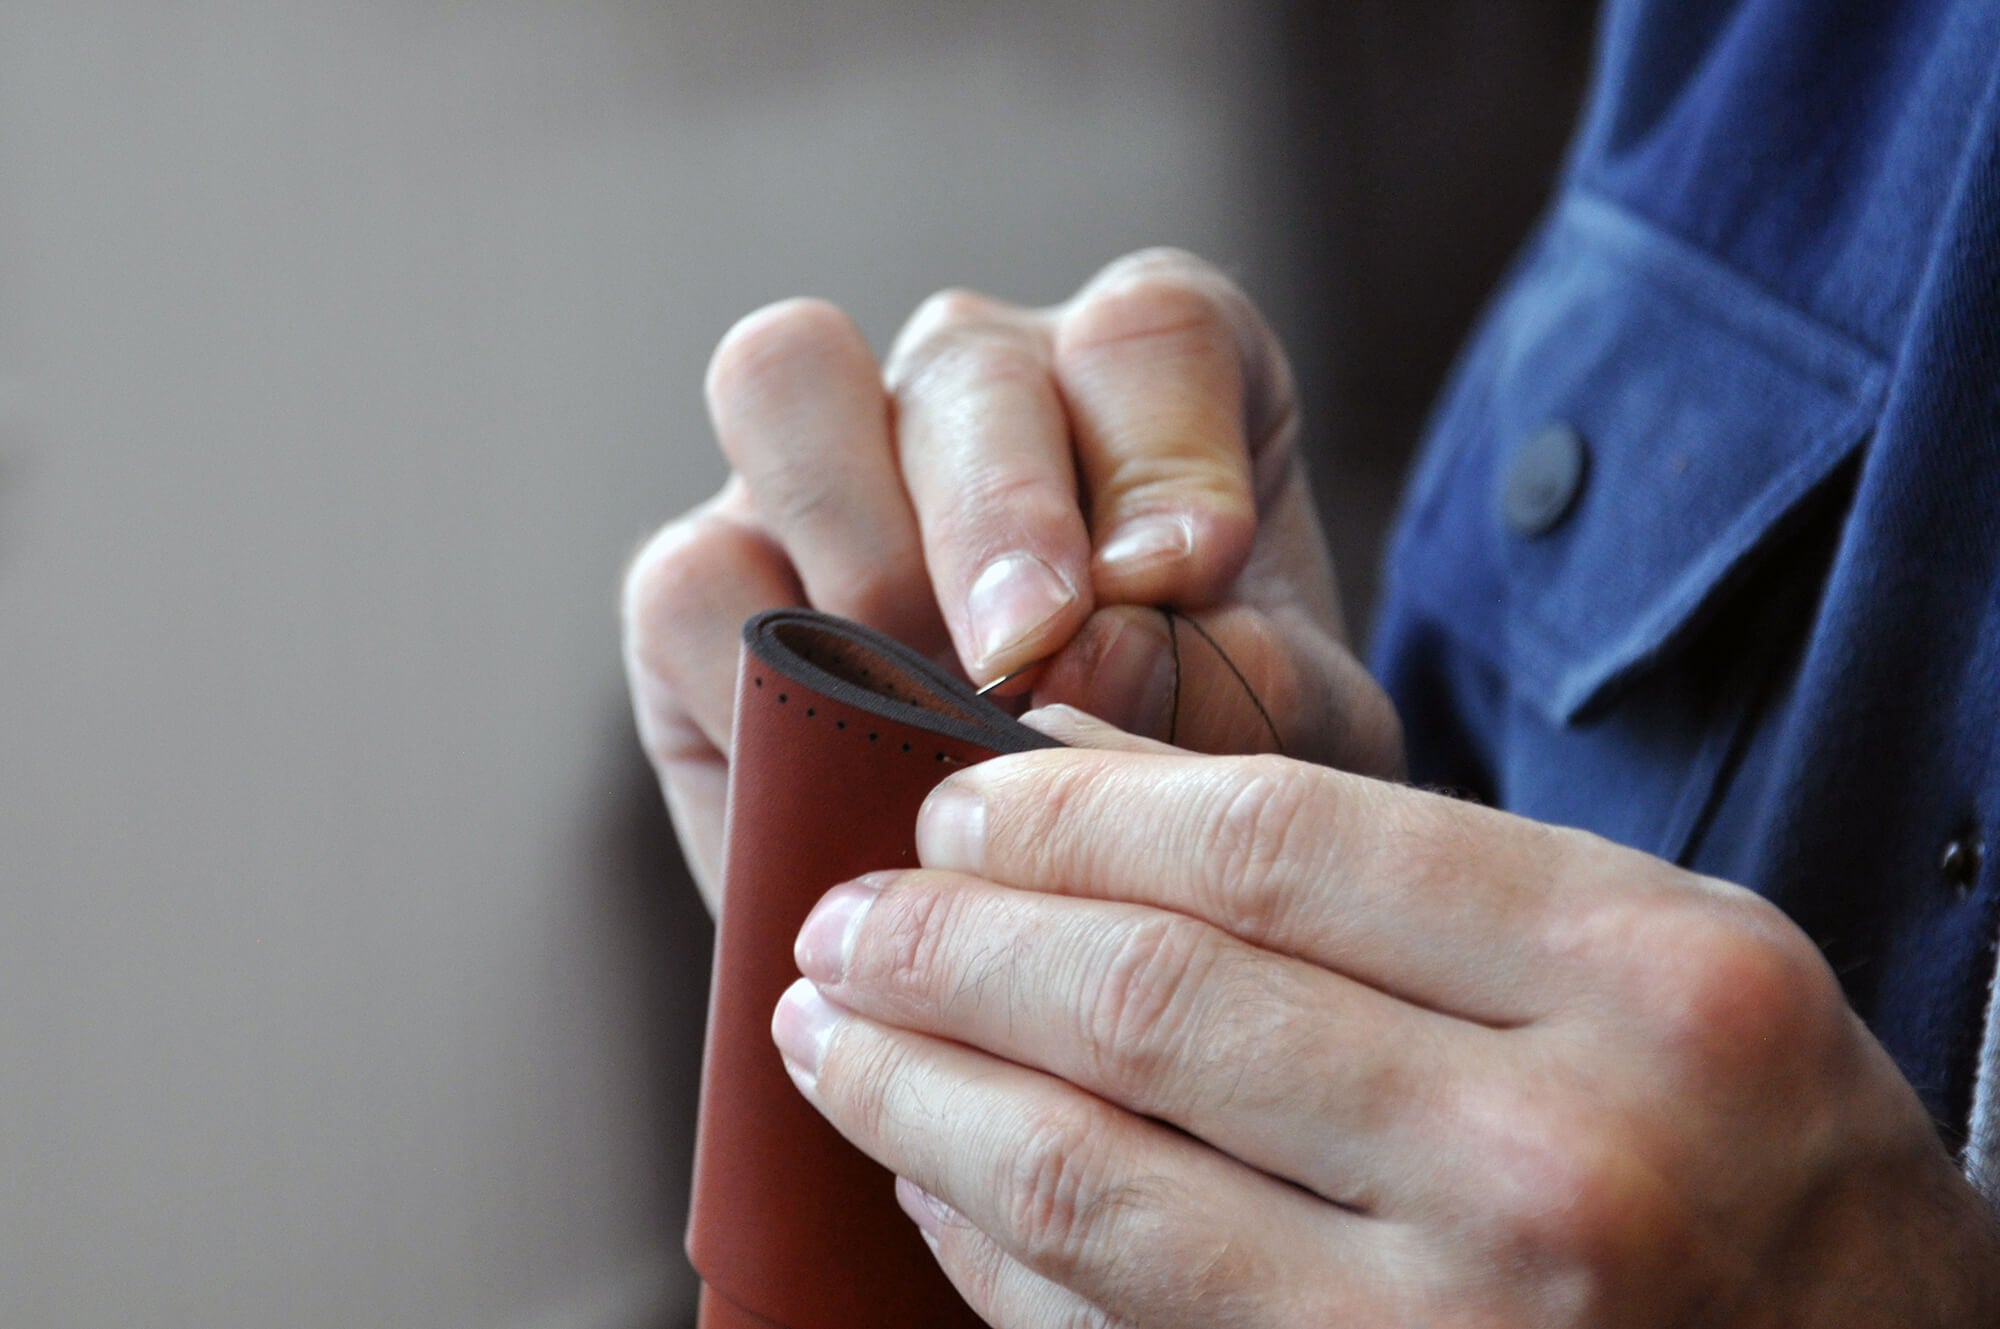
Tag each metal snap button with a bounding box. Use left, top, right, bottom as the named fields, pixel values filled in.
left=1502, top=421, right=1589, bottom=538
left=1941, top=830, right=1984, bottom=899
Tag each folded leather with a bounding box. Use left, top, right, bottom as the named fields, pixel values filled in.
left=690, top=609, right=1060, bottom=1329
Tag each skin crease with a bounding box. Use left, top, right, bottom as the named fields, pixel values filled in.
left=620, top=250, right=2000, bottom=1325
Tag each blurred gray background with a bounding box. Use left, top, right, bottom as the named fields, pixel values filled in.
left=0, top=4, right=1589, bottom=1326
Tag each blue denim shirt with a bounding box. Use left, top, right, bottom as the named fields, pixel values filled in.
left=1372, top=0, right=2000, bottom=1159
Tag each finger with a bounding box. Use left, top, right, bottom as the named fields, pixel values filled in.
left=885, top=290, right=1092, bottom=681
left=895, top=1181, right=1139, bottom=1329
left=1028, top=603, right=1404, bottom=774
left=1017, top=703, right=1181, bottom=754
left=1054, top=250, right=1287, bottom=607
left=799, top=872, right=1483, bottom=1209
left=707, top=298, right=942, bottom=650
left=772, top=980, right=1373, bottom=1326
left=916, top=751, right=1612, bottom=1025
left=895, top=1182, right=1113, bottom=1329
left=620, top=483, right=804, bottom=903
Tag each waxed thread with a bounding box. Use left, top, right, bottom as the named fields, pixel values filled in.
left=1159, top=605, right=1285, bottom=756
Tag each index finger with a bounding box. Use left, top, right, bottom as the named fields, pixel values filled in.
left=913, top=750, right=1635, bottom=1025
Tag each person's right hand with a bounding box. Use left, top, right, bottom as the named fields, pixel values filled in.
left=621, top=249, right=1404, bottom=909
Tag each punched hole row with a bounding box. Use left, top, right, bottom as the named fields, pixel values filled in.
left=754, top=676, right=962, bottom=764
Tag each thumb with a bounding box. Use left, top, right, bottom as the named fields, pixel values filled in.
left=1016, top=703, right=1183, bottom=755
left=1028, top=603, right=1404, bottom=777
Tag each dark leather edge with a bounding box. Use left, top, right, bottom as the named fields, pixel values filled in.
left=743, top=607, right=1061, bottom=755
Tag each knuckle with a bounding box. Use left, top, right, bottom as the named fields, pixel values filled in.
left=900, top=286, right=1006, bottom=348
left=1013, top=754, right=1127, bottom=873
left=619, top=514, right=705, bottom=635
left=1634, top=897, right=1845, bottom=1083
left=1094, top=452, right=1254, bottom=529
left=1005, top=1102, right=1270, bottom=1325
left=863, top=881, right=965, bottom=995
left=1312, top=1032, right=1431, bottom=1163
left=1003, top=1102, right=1120, bottom=1276
left=1202, top=757, right=1324, bottom=939
left=619, top=508, right=734, bottom=676
left=887, top=319, right=1046, bottom=401
left=1093, top=245, right=1226, bottom=290
left=1080, top=914, right=1219, bottom=1098
left=1059, top=267, right=1235, bottom=363
left=1472, top=1101, right=1681, bottom=1304
left=705, top=297, right=864, bottom=426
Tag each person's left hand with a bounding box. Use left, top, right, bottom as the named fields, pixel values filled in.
left=772, top=713, right=2000, bottom=1327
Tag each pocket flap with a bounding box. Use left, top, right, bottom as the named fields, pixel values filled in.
left=1391, top=192, right=1888, bottom=724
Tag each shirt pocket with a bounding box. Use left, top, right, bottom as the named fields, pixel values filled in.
left=1383, top=190, right=1889, bottom=860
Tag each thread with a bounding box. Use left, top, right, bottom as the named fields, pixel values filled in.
left=1158, top=605, right=1285, bottom=756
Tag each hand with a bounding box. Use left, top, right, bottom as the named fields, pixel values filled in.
left=773, top=715, right=2000, bottom=1326
left=621, top=251, right=1402, bottom=907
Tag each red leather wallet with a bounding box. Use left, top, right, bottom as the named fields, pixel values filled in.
left=689, top=609, right=1059, bottom=1329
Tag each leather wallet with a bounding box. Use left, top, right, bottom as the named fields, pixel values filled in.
left=689, top=608, right=1060, bottom=1329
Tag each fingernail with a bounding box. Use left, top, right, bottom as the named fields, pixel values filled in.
left=916, top=780, right=985, bottom=874
left=1091, top=618, right=1175, bottom=737
left=1097, top=515, right=1192, bottom=571
left=772, top=977, right=844, bottom=1082
left=894, top=1176, right=959, bottom=1240
left=967, top=553, right=1075, bottom=671
left=795, top=877, right=882, bottom=984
